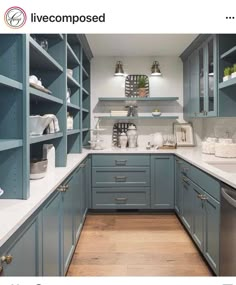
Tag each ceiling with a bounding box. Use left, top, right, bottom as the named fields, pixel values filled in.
left=86, top=34, right=198, bottom=57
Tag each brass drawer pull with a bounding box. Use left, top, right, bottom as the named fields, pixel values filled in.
left=64, top=185, right=69, bottom=191
left=200, top=195, right=208, bottom=201
left=114, top=176, right=127, bottom=181
left=115, top=160, right=127, bottom=165
left=58, top=186, right=65, bottom=192
left=1, top=255, right=13, bottom=264
left=115, top=197, right=128, bottom=202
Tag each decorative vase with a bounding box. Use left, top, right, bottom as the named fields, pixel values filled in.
left=231, top=72, right=236, bottom=79
left=138, top=88, right=146, bottom=97
left=127, top=125, right=138, bottom=148
left=223, top=75, right=231, bottom=81
left=119, top=132, right=128, bottom=149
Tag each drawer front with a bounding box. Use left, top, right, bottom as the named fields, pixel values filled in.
left=92, top=187, right=150, bottom=209
left=180, top=160, right=192, bottom=178
left=92, top=154, right=150, bottom=167
left=191, top=166, right=220, bottom=201
left=92, top=167, right=150, bottom=187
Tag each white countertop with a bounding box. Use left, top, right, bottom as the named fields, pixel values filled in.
left=1, top=147, right=236, bottom=247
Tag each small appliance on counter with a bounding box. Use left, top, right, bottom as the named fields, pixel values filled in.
left=30, top=158, right=48, bottom=180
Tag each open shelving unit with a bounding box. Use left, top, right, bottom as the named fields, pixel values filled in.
left=95, top=116, right=179, bottom=120
left=218, top=34, right=236, bottom=116
left=0, top=34, right=92, bottom=200
left=98, top=97, right=179, bottom=102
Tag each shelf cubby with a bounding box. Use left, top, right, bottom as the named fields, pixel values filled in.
left=67, top=129, right=81, bottom=136
left=0, top=148, right=24, bottom=199
left=0, top=35, right=24, bottom=83
left=67, top=43, right=80, bottom=68
left=67, top=102, right=80, bottom=111
left=30, top=132, right=63, bottom=144
left=0, top=139, right=23, bottom=152
left=0, top=75, right=23, bottom=90
left=29, top=37, right=63, bottom=72
left=30, top=87, right=63, bottom=105
left=220, top=46, right=236, bottom=62
left=219, top=78, right=236, bottom=90
left=67, top=74, right=80, bottom=89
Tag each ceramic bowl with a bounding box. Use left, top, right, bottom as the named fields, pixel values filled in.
left=152, top=112, right=161, bottom=117
left=30, top=115, right=52, bottom=136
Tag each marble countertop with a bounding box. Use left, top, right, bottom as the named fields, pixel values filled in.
left=1, top=147, right=236, bottom=247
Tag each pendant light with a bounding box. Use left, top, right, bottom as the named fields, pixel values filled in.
left=114, top=61, right=124, bottom=76
left=151, top=61, right=161, bottom=76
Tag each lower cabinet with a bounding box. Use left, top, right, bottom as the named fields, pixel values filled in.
left=174, top=158, right=183, bottom=215
left=42, top=191, right=62, bottom=276
left=151, top=155, right=174, bottom=209
left=175, top=160, right=220, bottom=275
left=0, top=213, right=42, bottom=276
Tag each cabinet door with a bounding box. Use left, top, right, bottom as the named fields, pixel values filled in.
left=204, top=36, right=217, bottom=117
left=192, top=183, right=204, bottom=251
left=42, top=191, right=62, bottom=276
left=62, top=174, right=75, bottom=274
left=81, top=160, right=88, bottom=219
left=73, top=166, right=82, bottom=242
left=189, top=50, right=200, bottom=117
left=174, top=158, right=183, bottom=215
left=181, top=176, right=193, bottom=233
left=183, top=58, right=190, bottom=120
left=0, top=214, right=41, bottom=276
left=151, top=155, right=174, bottom=209
left=204, top=191, right=220, bottom=274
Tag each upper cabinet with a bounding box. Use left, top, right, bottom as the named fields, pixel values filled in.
left=182, top=34, right=236, bottom=119
left=181, top=35, right=218, bottom=118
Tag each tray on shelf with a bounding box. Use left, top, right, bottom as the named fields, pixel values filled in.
left=30, top=82, right=52, bottom=94
left=112, top=122, right=136, bottom=147
left=125, top=74, right=149, bottom=97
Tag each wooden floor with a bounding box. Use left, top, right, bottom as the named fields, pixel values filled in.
left=67, top=213, right=213, bottom=276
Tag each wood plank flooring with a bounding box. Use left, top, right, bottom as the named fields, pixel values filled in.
left=67, top=213, right=213, bottom=276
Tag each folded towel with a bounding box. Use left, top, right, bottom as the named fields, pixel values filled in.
left=43, top=114, right=60, bottom=133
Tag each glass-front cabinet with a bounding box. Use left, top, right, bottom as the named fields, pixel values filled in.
left=191, top=36, right=217, bottom=117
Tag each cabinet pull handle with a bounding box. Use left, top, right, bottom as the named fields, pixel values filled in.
left=114, top=176, right=127, bottom=181
left=115, top=197, right=128, bottom=202
left=115, top=160, right=127, bottom=165
left=182, top=177, right=190, bottom=184
left=197, top=194, right=203, bottom=199
left=0, top=265, right=3, bottom=274
left=58, top=186, right=68, bottom=192
left=1, top=255, right=13, bottom=264
left=200, top=195, right=208, bottom=200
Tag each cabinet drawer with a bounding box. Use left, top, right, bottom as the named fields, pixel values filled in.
left=92, top=155, right=150, bottom=167
left=92, top=187, right=150, bottom=209
left=191, top=166, right=220, bottom=201
left=92, top=167, right=150, bottom=187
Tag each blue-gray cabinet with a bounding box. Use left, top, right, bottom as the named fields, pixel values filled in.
left=174, top=158, right=183, bottom=215
left=0, top=34, right=92, bottom=201
left=73, top=166, right=82, bottom=241
left=0, top=212, right=42, bottom=276
left=62, top=174, right=75, bottom=274
left=181, top=35, right=218, bottom=118
left=181, top=176, right=193, bottom=232
left=174, top=156, right=220, bottom=274
left=92, top=154, right=151, bottom=209
left=151, top=155, right=174, bottom=209
left=42, top=191, right=62, bottom=276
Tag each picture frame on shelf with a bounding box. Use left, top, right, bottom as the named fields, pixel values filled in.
left=173, top=123, right=194, bottom=146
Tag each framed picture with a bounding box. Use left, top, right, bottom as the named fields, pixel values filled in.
left=173, top=123, right=194, bottom=146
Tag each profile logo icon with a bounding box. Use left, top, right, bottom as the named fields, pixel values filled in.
left=4, top=6, right=27, bottom=29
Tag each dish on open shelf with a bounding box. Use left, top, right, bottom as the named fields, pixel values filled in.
left=30, top=82, right=52, bottom=94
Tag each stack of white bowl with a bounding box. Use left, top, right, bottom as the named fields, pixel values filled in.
left=215, top=138, right=236, bottom=158
left=202, top=137, right=217, bottom=154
